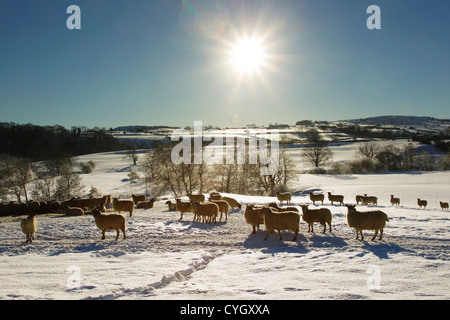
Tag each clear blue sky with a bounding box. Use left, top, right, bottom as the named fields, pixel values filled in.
left=1, top=0, right=449, bottom=129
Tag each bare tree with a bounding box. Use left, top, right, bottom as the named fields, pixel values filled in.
left=358, top=141, right=380, bottom=158
left=124, top=147, right=139, bottom=166
left=301, top=143, right=333, bottom=168
left=0, top=155, right=35, bottom=202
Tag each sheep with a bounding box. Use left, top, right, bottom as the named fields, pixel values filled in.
left=94, top=204, right=107, bottom=212
left=112, top=198, right=134, bottom=217
left=244, top=204, right=265, bottom=234
left=89, top=195, right=108, bottom=210
left=327, top=192, right=344, bottom=206
left=191, top=201, right=219, bottom=224
left=220, top=196, right=242, bottom=209
left=208, top=192, right=222, bottom=201
left=440, top=202, right=449, bottom=210
left=92, top=210, right=126, bottom=240
left=210, top=199, right=230, bottom=221
left=27, top=201, right=40, bottom=214
left=309, top=192, right=324, bottom=205
left=73, top=198, right=92, bottom=210
left=136, top=198, right=155, bottom=209
left=300, top=205, right=332, bottom=233
left=268, top=202, right=299, bottom=213
left=48, top=200, right=62, bottom=213
left=132, top=194, right=146, bottom=205
left=276, top=192, right=291, bottom=204
left=21, top=214, right=38, bottom=243
left=260, top=206, right=300, bottom=241
left=390, top=195, right=400, bottom=207
left=361, top=194, right=378, bottom=206
left=165, top=200, right=177, bottom=211
left=63, top=206, right=84, bottom=216
left=187, top=193, right=205, bottom=203
left=355, top=195, right=364, bottom=205
left=346, top=205, right=389, bottom=241
left=175, top=198, right=194, bottom=220
left=417, top=198, right=427, bottom=208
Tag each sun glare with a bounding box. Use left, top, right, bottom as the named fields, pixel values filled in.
left=229, top=37, right=267, bottom=75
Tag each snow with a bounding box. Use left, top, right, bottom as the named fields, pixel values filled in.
left=1, top=142, right=449, bottom=300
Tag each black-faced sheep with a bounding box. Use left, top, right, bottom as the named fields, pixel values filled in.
left=417, top=198, right=427, bottom=208
left=346, top=205, right=389, bottom=241
left=390, top=195, right=400, bottom=207
left=300, top=205, right=332, bottom=233
left=260, top=206, right=300, bottom=241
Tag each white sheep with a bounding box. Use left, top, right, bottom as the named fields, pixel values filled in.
left=165, top=200, right=177, bottom=211
left=136, top=198, right=155, bottom=209
left=210, top=199, right=230, bottom=221
left=21, top=214, right=38, bottom=243
left=390, top=195, right=400, bottom=206
left=208, top=192, right=222, bottom=201
left=276, top=192, right=291, bottom=204
left=417, top=198, right=427, bottom=208
left=361, top=194, right=378, bottom=206
left=261, top=206, right=300, bottom=241
left=220, top=196, right=242, bottom=209
left=309, top=192, right=324, bottom=205
left=132, top=194, right=146, bottom=205
left=92, top=210, right=126, bottom=240
left=268, top=202, right=299, bottom=212
left=175, top=198, right=194, bottom=220
left=327, top=192, right=344, bottom=206
left=300, top=205, right=332, bottom=233
left=187, top=193, right=205, bottom=203
left=191, top=201, right=219, bottom=224
left=112, top=198, right=134, bottom=217
left=346, top=205, right=389, bottom=241
left=244, top=204, right=265, bottom=234
left=63, top=206, right=84, bottom=216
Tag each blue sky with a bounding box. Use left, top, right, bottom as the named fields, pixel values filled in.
left=0, top=0, right=449, bottom=129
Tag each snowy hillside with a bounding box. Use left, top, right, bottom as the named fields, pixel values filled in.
left=0, top=143, right=449, bottom=301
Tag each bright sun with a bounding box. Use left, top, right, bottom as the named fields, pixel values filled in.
left=229, top=37, right=267, bottom=75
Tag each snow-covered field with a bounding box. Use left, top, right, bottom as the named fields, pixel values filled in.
left=1, top=141, right=449, bottom=300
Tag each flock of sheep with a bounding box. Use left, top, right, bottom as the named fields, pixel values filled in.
left=5, top=189, right=449, bottom=244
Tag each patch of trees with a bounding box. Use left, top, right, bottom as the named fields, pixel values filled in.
left=140, top=140, right=296, bottom=198
left=0, top=122, right=128, bottom=162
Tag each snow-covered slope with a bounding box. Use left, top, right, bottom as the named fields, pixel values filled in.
left=0, top=146, right=449, bottom=300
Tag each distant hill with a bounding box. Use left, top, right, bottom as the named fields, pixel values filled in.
left=113, top=125, right=179, bottom=132
left=346, top=115, right=446, bottom=127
